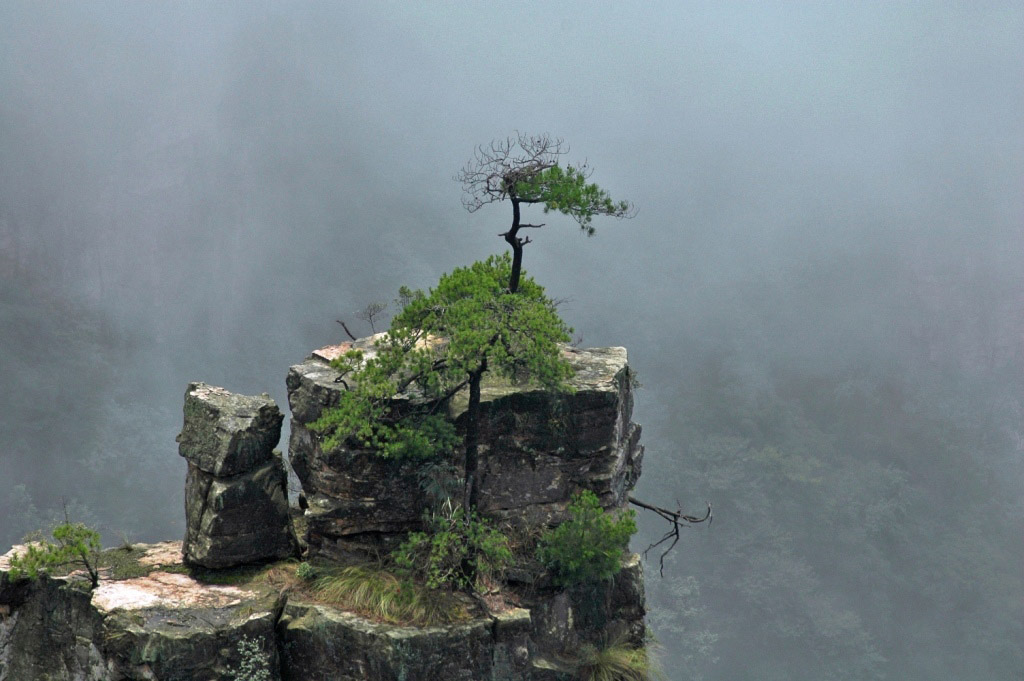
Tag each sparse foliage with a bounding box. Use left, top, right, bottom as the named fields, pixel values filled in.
left=8, top=520, right=102, bottom=589
left=227, top=636, right=272, bottom=681
left=457, top=133, right=634, bottom=293
left=538, top=490, right=637, bottom=587
left=393, top=499, right=512, bottom=591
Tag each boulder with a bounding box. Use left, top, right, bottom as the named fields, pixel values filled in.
left=183, top=454, right=298, bottom=569
left=178, top=382, right=298, bottom=568
left=177, top=382, right=284, bottom=477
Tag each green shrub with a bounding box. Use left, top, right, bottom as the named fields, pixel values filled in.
left=295, top=561, right=317, bottom=581
left=393, top=500, right=512, bottom=591
left=227, top=636, right=272, bottom=681
left=538, top=490, right=637, bottom=587
left=8, top=522, right=102, bottom=589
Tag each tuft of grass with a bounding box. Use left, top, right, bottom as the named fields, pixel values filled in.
left=312, top=565, right=468, bottom=626
left=117, top=533, right=135, bottom=552
left=573, top=636, right=660, bottom=681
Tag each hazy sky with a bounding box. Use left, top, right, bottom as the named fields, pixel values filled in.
left=2, top=3, right=1020, bottom=366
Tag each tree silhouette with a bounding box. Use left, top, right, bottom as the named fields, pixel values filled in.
left=457, top=133, right=635, bottom=293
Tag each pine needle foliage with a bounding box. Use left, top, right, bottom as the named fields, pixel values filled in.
left=538, top=490, right=637, bottom=587
left=310, top=253, right=573, bottom=460
left=457, top=133, right=635, bottom=235
left=513, top=163, right=634, bottom=235
left=393, top=500, right=513, bottom=591
left=8, top=522, right=102, bottom=589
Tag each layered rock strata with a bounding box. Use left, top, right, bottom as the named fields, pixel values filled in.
left=0, top=543, right=644, bottom=681
left=177, top=382, right=298, bottom=568
left=287, top=339, right=644, bottom=560
left=1, top=343, right=650, bottom=680
left=0, top=542, right=280, bottom=681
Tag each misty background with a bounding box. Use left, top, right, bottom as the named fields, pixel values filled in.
left=1, top=2, right=1021, bottom=679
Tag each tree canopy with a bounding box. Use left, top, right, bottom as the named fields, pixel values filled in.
left=311, top=253, right=573, bottom=510
left=456, top=134, right=634, bottom=292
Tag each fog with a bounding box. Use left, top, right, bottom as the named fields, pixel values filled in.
left=2, top=3, right=1021, bottom=679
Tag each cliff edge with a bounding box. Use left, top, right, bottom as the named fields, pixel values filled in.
left=0, top=343, right=649, bottom=681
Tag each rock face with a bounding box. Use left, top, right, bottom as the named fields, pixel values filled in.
left=0, top=542, right=282, bottom=681
left=178, top=382, right=298, bottom=568
left=278, top=604, right=532, bottom=681
left=0, top=543, right=643, bottom=681
left=2, top=343, right=651, bottom=680
left=287, top=341, right=644, bottom=559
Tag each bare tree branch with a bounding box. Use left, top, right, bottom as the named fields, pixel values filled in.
left=336, top=319, right=357, bottom=341
left=628, top=496, right=712, bottom=577
left=356, top=302, right=388, bottom=334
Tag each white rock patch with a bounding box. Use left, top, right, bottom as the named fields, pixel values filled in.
left=91, top=572, right=249, bottom=612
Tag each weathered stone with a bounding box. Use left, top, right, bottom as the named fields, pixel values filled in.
left=0, top=573, right=107, bottom=681
left=287, top=343, right=644, bottom=555
left=97, top=573, right=282, bottom=681
left=526, top=554, right=647, bottom=659
left=0, top=542, right=282, bottom=681
left=2, top=541, right=647, bottom=681
left=278, top=602, right=535, bottom=681
left=4, top=339, right=653, bottom=680
left=289, top=424, right=427, bottom=533
left=177, top=382, right=284, bottom=478
left=183, top=453, right=298, bottom=568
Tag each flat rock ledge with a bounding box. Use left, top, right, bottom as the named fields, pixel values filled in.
left=1, top=543, right=644, bottom=681
left=0, top=542, right=278, bottom=681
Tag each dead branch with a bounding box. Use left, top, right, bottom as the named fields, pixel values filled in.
left=336, top=319, right=357, bottom=341
left=356, top=301, right=389, bottom=334
left=455, top=133, right=569, bottom=212
left=628, top=496, right=712, bottom=577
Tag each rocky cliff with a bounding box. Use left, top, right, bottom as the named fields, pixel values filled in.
left=0, top=342, right=649, bottom=681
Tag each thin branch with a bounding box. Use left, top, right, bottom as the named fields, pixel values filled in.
left=628, top=496, right=712, bottom=577
left=336, top=320, right=357, bottom=341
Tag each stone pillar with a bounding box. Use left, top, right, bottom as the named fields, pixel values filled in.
left=286, top=340, right=644, bottom=560
left=177, top=382, right=298, bottom=568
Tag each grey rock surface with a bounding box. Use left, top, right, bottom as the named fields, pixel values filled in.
left=183, top=454, right=298, bottom=569
left=278, top=604, right=511, bottom=681
left=0, top=542, right=282, bottom=681
left=177, top=382, right=284, bottom=478
left=287, top=343, right=644, bottom=556
left=1, top=543, right=644, bottom=681
left=178, top=382, right=297, bottom=568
